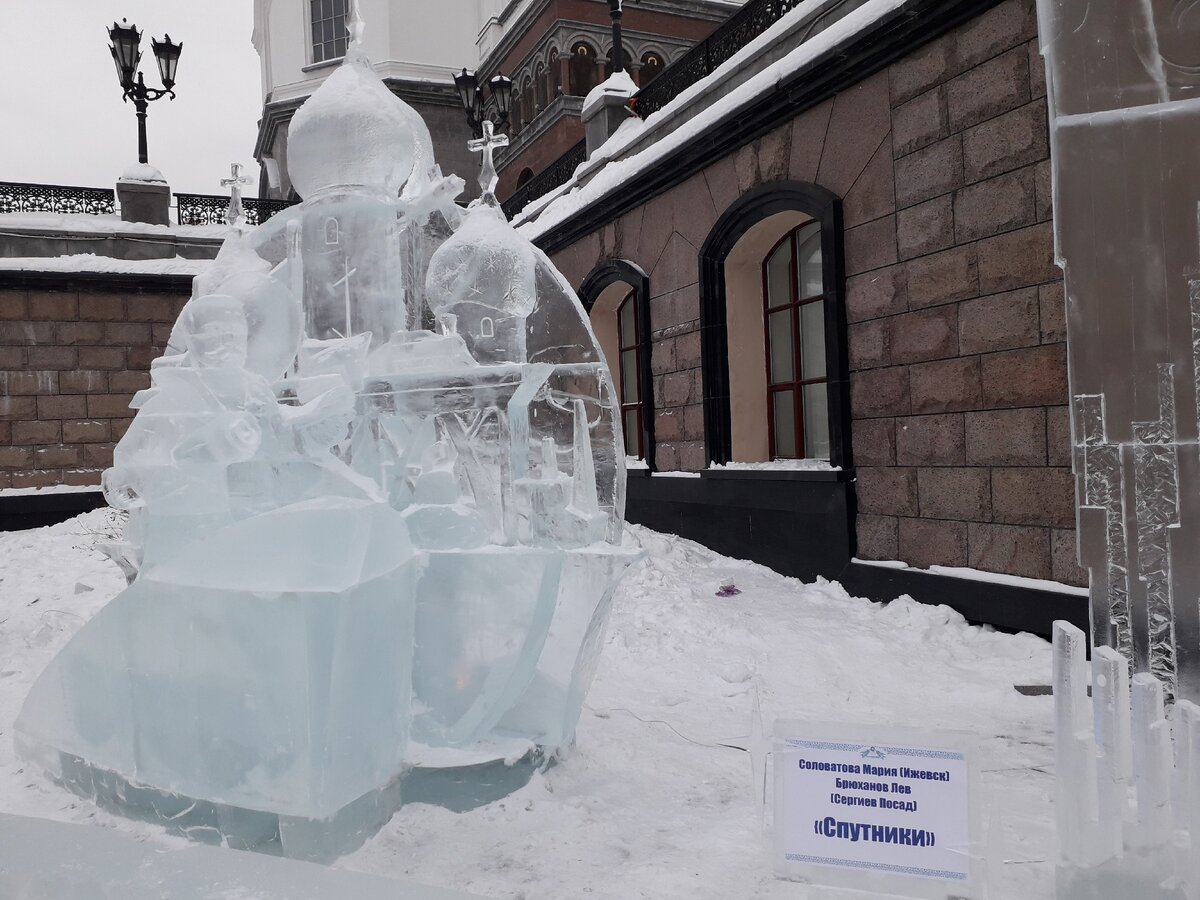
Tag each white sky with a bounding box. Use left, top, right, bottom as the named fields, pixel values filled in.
left=0, top=1, right=263, bottom=196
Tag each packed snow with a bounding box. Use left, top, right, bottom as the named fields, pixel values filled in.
left=0, top=212, right=232, bottom=239
left=0, top=510, right=1058, bottom=898
left=0, top=254, right=213, bottom=275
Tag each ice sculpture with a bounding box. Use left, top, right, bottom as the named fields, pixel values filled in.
left=1037, top=0, right=1200, bottom=702
left=14, top=19, right=639, bottom=861
left=1053, top=621, right=1200, bottom=898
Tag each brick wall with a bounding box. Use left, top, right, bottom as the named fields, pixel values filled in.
left=849, top=0, right=1080, bottom=585
left=0, top=283, right=188, bottom=490
left=549, top=0, right=1083, bottom=586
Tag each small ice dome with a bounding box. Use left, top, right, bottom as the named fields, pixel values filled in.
left=425, top=204, right=537, bottom=320
left=287, top=45, right=418, bottom=198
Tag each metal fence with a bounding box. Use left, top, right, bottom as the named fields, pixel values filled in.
left=0, top=182, right=116, bottom=216
left=175, top=193, right=297, bottom=227
left=632, top=0, right=855, bottom=119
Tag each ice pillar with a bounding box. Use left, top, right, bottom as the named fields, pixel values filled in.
left=1037, top=0, right=1200, bottom=700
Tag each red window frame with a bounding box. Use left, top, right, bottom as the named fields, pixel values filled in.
left=762, top=222, right=828, bottom=459
left=616, top=289, right=643, bottom=459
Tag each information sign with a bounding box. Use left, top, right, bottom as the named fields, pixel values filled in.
left=774, top=721, right=980, bottom=899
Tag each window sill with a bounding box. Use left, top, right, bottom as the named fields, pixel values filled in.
left=302, top=57, right=344, bottom=74
left=699, top=467, right=851, bottom=483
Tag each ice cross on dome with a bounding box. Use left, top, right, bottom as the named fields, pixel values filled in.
left=347, top=0, right=365, bottom=48
left=468, top=119, right=509, bottom=205
left=219, top=163, right=252, bottom=227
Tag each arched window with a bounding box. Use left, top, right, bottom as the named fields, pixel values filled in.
left=549, top=49, right=563, bottom=96
left=617, top=290, right=644, bottom=458
left=569, top=42, right=599, bottom=96
left=511, top=92, right=524, bottom=134
left=607, top=44, right=628, bottom=75
left=522, top=77, right=535, bottom=123
left=639, top=52, right=664, bottom=86
left=762, top=222, right=827, bottom=459
left=310, top=0, right=350, bottom=64
left=324, top=216, right=340, bottom=245
left=516, top=167, right=535, bottom=188
left=579, top=260, right=655, bottom=468
left=480, top=317, right=495, bottom=339
left=698, top=181, right=848, bottom=468
left=534, top=63, right=548, bottom=111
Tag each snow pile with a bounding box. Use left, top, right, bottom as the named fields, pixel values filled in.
left=118, top=163, right=167, bottom=184
left=0, top=212, right=233, bottom=239
left=582, top=70, right=638, bottom=118
left=0, top=513, right=1056, bottom=897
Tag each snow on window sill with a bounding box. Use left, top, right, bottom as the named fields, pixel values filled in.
left=708, top=459, right=841, bottom=472
left=626, top=457, right=649, bottom=470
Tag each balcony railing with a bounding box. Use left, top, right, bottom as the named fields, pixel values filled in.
left=0, top=182, right=116, bottom=216
left=175, top=194, right=297, bottom=227
left=501, top=139, right=587, bottom=220
left=499, top=0, right=858, bottom=216
left=633, top=0, right=855, bottom=119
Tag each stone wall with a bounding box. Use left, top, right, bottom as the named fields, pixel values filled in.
left=0, top=282, right=189, bottom=490
left=549, top=0, right=1083, bottom=586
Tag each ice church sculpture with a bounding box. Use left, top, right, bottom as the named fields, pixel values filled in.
left=14, top=23, right=639, bottom=860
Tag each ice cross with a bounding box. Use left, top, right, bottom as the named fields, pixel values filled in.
left=347, top=0, right=365, bottom=47
left=220, top=163, right=252, bottom=227
left=468, top=120, right=509, bottom=204
left=333, top=258, right=357, bottom=338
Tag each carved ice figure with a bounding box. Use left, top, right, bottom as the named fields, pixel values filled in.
left=1037, top=0, right=1200, bottom=701
left=15, top=12, right=639, bottom=861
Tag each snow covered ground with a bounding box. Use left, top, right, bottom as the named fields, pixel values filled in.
left=0, top=511, right=1057, bottom=898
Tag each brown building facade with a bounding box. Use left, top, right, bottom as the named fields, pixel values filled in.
left=527, top=0, right=1084, bottom=633
left=479, top=0, right=732, bottom=203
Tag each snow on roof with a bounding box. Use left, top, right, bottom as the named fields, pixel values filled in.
left=0, top=212, right=232, bottom=240
left=514, top=0, right=908, bottom=238
left=0, top=254, right=211, bottom=276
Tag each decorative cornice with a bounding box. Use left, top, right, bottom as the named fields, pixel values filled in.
left=529, top=0, right=1006, bottom=255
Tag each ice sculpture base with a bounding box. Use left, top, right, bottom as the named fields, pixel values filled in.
left=24, top=746, right=407, bottom=864
left=404, top=739, right=553, bottom=813
left=27, top=740, right=557, bottom=861
left=0, top=811, right=482, bottom=899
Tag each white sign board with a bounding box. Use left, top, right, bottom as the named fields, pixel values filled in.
left=774, top=721, right=979, bottom=899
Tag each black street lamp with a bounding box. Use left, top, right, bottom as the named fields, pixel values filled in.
left=607, top=0, right=625, bottom=74
left=107, top=19, right=182, bottom=165
left=453, top=68, right=513, bottom=139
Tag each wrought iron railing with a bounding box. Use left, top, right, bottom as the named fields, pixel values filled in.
left=501, top=139, right=587, bottom=220
left=632, top=0, right=857, bottom=119
left=175, top=193, right=297, bottom=227
left=0, top=181, right=116, bottom=216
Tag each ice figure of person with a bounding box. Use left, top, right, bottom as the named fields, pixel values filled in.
left=15, top=8, right=641, bottom=861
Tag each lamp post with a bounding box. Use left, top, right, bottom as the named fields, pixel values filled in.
left=607, top=0, right=624, bottom=74
left=107, top=19, right=182, bottom=165
left=453, top=68, right=514, bottom=140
